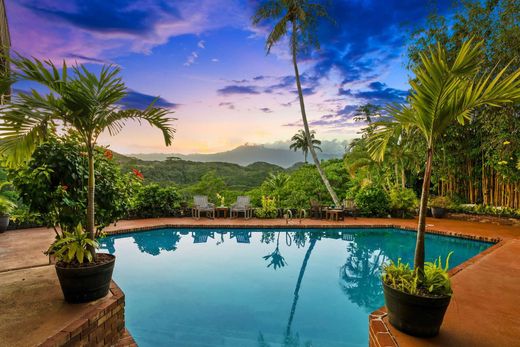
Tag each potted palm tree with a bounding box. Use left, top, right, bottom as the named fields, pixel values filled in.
left=0, top=56, right=175, bottom=302
left=367, top=39, right=520, bottom=336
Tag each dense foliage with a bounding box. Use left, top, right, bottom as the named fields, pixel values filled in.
left=255, top=196, right=278, bottom=219
left=129, top=184, right=181, bottom=218
left=354, top=186, right=390, bottom=217
left=117, top=154, right=282, bottom=190
left=406, top=0, right=520, bottom=209
left=10, top=137, right=137, bottom=233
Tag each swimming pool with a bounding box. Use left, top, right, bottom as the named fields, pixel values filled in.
left=100, top=228, right=491, bottom=347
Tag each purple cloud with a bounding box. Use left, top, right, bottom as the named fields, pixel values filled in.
left=217, top=85, right=260, bottom=95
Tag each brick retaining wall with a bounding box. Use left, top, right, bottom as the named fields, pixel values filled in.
left=38, top=282, right=127, bottom=347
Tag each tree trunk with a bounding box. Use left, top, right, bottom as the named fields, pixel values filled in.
left=400, top=159, right=406, bottom=188
left=87, top=147, right=96, bottom=257
left=415, top=147, right=433, bottom=273
left=394, top=162, right=399, bottom=186
left=304, top=150, right=308, bottom=163
left=291, top=22, right=340, bottom=207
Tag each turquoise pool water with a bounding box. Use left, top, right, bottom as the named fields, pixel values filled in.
left=100, top=228, right=491, bottom=347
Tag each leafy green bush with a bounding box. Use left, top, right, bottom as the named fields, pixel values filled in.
left=255, top=196, right=278, bottom=219
left=130, top=184, right=181, bottom=218
left=10, top=137, right=137, bottom=232
left=429, top=196, right=452, bottom=208
left=354, top=186, right=390, bottom=217
left=382, top=253, right=453, bottom=297
left=389, top=186, right=418, bottom=218
left=449, top=204, right=520, bottom=218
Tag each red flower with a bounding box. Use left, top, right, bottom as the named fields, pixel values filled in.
left=132, top=168, right=144, bottom=180
left=104, top=149, right=113, bottom=160
left=62, top=185, right=68, bottom=191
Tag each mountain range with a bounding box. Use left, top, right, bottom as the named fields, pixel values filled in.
left=127, top=144, right=344, bottom=168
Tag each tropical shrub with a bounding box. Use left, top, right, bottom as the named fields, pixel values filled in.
left=449, top=204, right=520, bottom=219
left=429, top=196, right=452, bottom=209
left=130, top=184, right=181, bottom=218
left=382, top=253, right=453, bottom=297
left=354, top=186, right=390, bottom=217
left=10, top=137, right=137, bottom=233
left=389, top=186, right=418, bottom=218
left=185, top=171, right=229, bottom=204
left=46, top=225, right=99, bottom=264
left=255, top=196, right=278, bottom=219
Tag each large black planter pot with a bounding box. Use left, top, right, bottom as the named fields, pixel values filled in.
left=431, top=207, right=446, bottom=218
left=0, top=215, right=9, bottom=233
left=55, top=253, right=115, bottom=303
left=383, top=282, right=451, bottom=337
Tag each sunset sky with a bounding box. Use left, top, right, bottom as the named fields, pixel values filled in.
left=7, top=0, right=450, bottom=155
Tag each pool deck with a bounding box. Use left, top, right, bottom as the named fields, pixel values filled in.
left=0, top=216, right=519, bottom=346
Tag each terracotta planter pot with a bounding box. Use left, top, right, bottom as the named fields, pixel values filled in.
left=55, top=253, right=115, bottom=303
left=431, top=207, right=446, bottom=218
left=383, top=282, right=451, bottom=337
left=0, top=215, right=9, bottom=233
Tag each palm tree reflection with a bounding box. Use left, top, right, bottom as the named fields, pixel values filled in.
left=263, top=232, right=287, bottom=270
left=259, top=232, right=315, bottom=346
left=339, top=239, right=387, bottom=312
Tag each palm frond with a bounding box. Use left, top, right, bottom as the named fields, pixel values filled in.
left=103, top=106, right=176, bottom=146
left=0, top=90, right=61, bottom=165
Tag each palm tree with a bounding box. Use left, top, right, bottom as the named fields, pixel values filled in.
left=0, top=56, right=175, bottom=255
left=289, top=129, right=321, bottom=163
left=353, top=103, right=381, bottom=123
left=252, top=1, right=340, bottom=206
left=367, top=39, right=520, bottom=272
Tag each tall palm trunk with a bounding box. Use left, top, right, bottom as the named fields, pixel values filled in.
left=286, top=237, right=316, bottom=336
left=87, top=146, right=96, bottom=256
left=291, top=22, right=340, bottom=207
left=415, top=147, right=433, bottom=272
left=400, top=159, right=406, bottom=188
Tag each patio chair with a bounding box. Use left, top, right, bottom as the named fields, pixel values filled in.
left=191, top=231, right=215, bottom=243
left=343, top=199, right=358, bottom=218
left=230, top=230, right=252, bottom=243
left=231, top=196, right=253, bottom=219
left=192, top=195, right=215, bottom=219
left=309, top=199, right=325, bottom=219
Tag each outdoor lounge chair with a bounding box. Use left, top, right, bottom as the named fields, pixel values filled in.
left=231, top=196, right=253, bottom=219
left=191, top=231, right=215, bottom=243
left=192, top=195, right=215, bottom=219
left=343, top=199, right=358, bottom=217
left=309, top=199, right=326, bottom=219
left=230, top=230, right=252, bottom=243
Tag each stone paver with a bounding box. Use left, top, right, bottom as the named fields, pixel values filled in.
left=0, top=265, right=114, bottom=347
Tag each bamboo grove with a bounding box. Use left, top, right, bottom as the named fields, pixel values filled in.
left=347, top=0, right=520, bottom=209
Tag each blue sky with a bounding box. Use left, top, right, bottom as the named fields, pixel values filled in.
left=7, top=0, right=449, bottom=154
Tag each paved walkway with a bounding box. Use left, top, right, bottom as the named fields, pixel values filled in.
left=0, top=217, right=519, bottom=346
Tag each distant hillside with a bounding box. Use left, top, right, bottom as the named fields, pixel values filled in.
left=115, top=153, right=283, bottom=190
left=127, top=144, right=342, bottom=168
